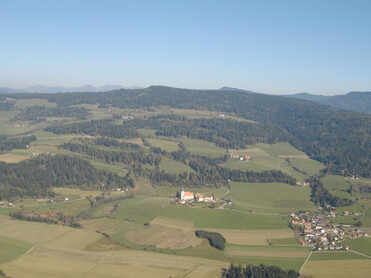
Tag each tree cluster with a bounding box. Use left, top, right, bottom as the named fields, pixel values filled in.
left=0, top=135, right=36, bottom=152
left=222, top=264, right=299, bottom=278
left=195, top=230, right=226, bottom=250
left=308, top=177, right=353, bottom=207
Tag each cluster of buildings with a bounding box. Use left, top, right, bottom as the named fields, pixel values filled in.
left=0, top=201, right=15, bottom=207
left=229, top=153, right=250, bottom=161
left=177, top=186, right=215, bottom=204
left=12, top=123, right=26, bottom=128
left=291, top=212, right=349, bottom=251
left=349, top=228, right=368, bottom=239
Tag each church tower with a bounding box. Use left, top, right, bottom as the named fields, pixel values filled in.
left=180, top=185, right=185, bottom=200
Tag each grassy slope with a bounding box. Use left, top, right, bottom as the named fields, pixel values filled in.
left=227, top=182, right=316, bottom=213
left=0, top=237, right=32, bottom=264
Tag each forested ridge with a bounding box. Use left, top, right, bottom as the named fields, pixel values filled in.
left=45, top=119, right=138, bottom=139
left=13, top=105, right=89, bottom=121
left=3, top=86, right=370, bottom=177
left=0, top=154, right=134, bottom=199
left=61, top=139, right=296, bottom=187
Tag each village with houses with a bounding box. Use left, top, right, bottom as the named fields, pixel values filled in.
left=290, top=207, right=368, bottom=252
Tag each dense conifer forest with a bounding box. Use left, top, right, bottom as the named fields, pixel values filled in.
left=222, top=264, right=299, bottom=278
left=3, top=86, right=370, bottom=177
left=0, top=135, right=36, bottom=152
left=0, top=155, right=134, bottom=199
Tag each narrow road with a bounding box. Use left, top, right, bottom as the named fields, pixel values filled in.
left=299, top=250, right=312, bottom=276
left=218, top=187, right=230, bottom=199
left=350, top=249, right=371, bottom=259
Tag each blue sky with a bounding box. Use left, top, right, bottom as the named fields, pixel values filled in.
left=0, top=0, right=370, bottom=94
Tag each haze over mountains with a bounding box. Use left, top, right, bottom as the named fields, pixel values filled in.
left=220, top=87, right=371, bottom=115
left=0, top=85, right=142, bottom=94
left=1, top=84, right=370, bottom=115
left=283, top=91, right=371, bottom=115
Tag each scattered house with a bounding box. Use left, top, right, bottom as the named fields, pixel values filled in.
left=0, top=201, right=5, bottom=207
left=195, top=193, right=204, bottom=202
left=13, top=123, right=20, bottom=127
left=204, top=196, right=214, bottom=203
left=229, top=153, right=240, bottom=159
left=229, top=153, right=250, bottom=161
left=298, top=239, right=307, bottom=246
left=343, top=210, right=350, bottom=216
left=64, top=197, right=69, bottom=201
left=8, top=202, right=14, bottom=207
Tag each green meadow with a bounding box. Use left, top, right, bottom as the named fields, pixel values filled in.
left=227, top=182, right=316, bottom=213
left=0, top=236, right=33, bottom=264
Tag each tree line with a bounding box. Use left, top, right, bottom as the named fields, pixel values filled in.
left=308, top=176, right=353, bottom=207
left=0, top=154, right=134, bottom=200
left=13, top=105, right=89, bottom=121
left=0, top=135, right=36, bottom=152
left=222, top=264, right=299, bottom=278
left=45, top=119, right=139, bottom=139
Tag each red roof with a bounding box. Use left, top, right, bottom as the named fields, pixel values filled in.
left=183, top=192, right=194, bottom=197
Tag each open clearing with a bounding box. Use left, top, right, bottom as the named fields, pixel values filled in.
left=256, top=142, right=305, bottom=157
left=226, top=244, right=309, bottom=258
left=224, top=143, right=323, bottom=181
left=0, top=219, right=76, bottom=244
left=179, top=137, right=227, bottom=158
left=126, top=224, right=202, bottom=249
left=227, top=182, right=316, bottom=213
left=159, top=156, right=195, bottom=173
left=288, top=157, right=325, bottom=175
left=109, top=197, right=289, bottom=230
left=1, top=246, right=227, bottom=278
left=0, top=236, right=32, bottom=264
left=0, top=153, right=29, bottom=162
left=302, top=259, right=371, bottom=278
left=343, top=237, right=371, bottom=256
left=205, top=228, right=295, bottom=246
left=52, top=187, right=104, bottom=199
left=0, top=219, right=102, bottom=250
left=147, top=138, right=180, bottom=152
left=126, top=216, right=201, bottom=249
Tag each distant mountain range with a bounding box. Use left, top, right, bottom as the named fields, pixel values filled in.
left=0, top=85, right=142, bottom=94
left=284, top=91, right=371, bottom=114
left=220, top=87, right=371, bottom=115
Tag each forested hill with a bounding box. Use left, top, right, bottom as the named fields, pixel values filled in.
left=285, top=91, right=371, bottom=114
left=2, top=86, right=371, bottom=177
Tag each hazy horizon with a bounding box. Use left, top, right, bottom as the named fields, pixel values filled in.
left=1, top=0, right=371, bottom=95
